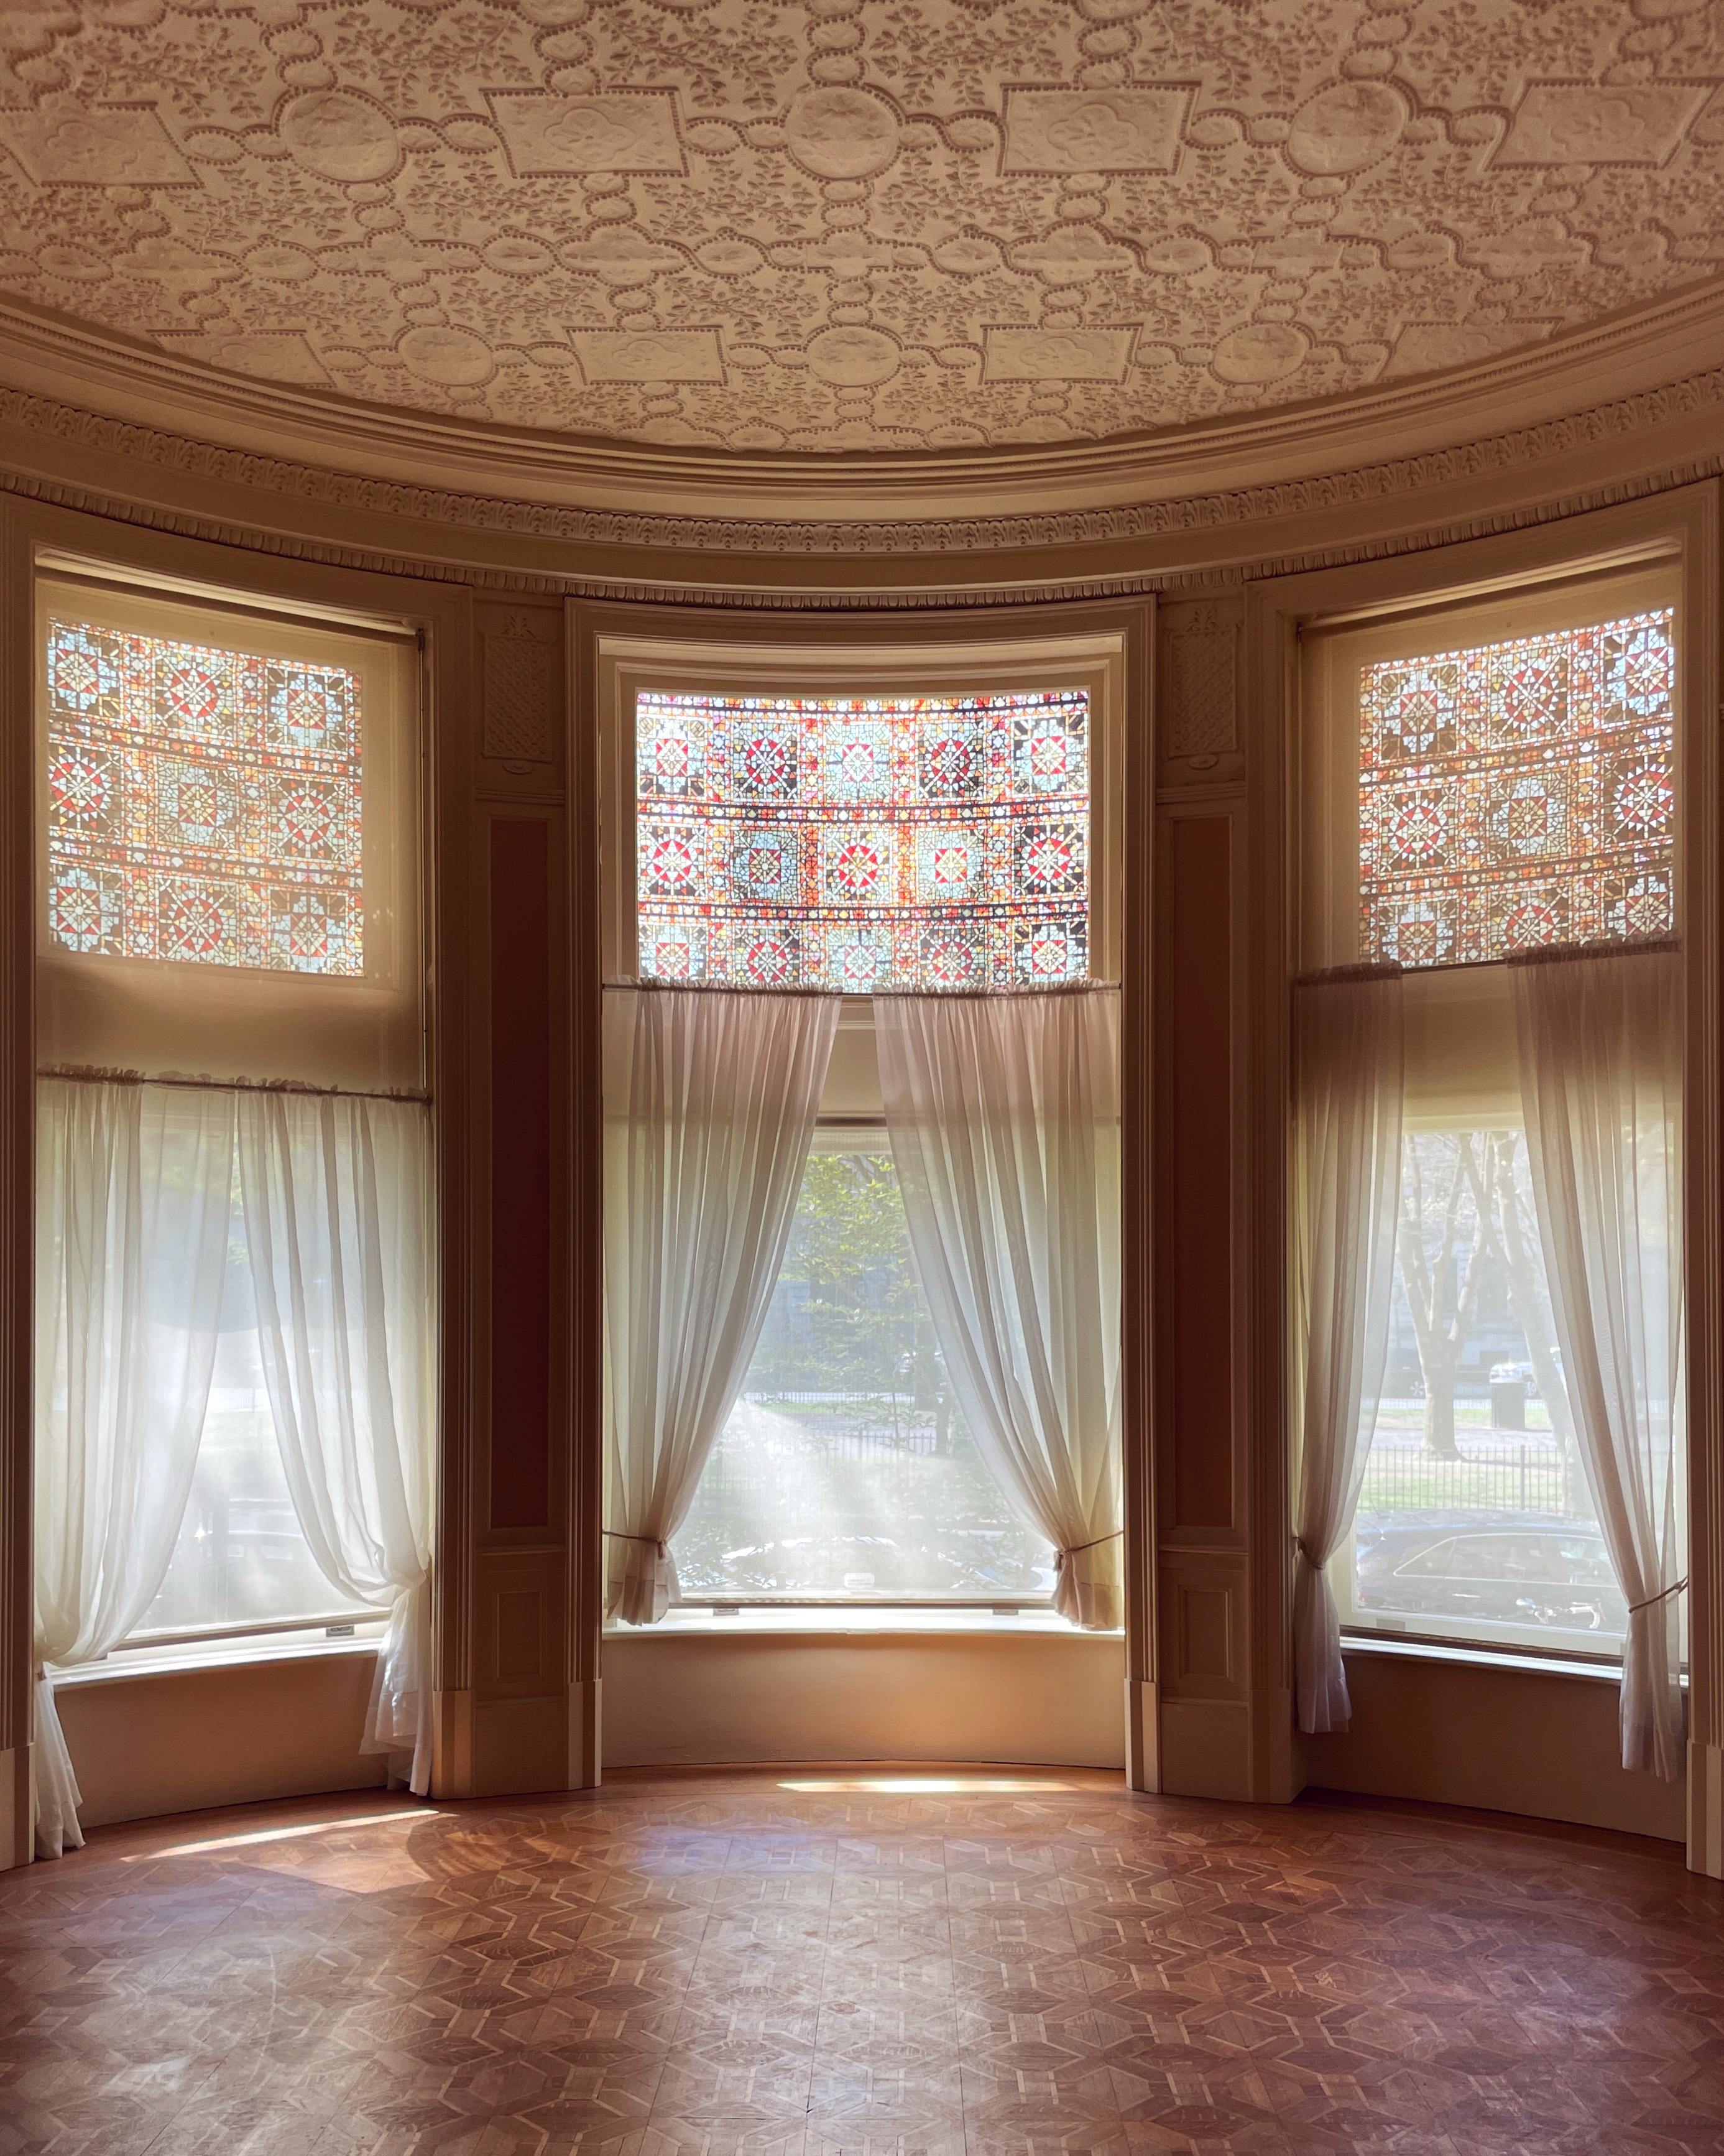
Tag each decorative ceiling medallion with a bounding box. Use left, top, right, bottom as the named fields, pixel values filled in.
left=1211, top=324, right=1310, bottom=386
left=486, top=91, right=687, bottom=177
left=1286, top=82, right=1408, bottom=177
left=277, top=90, right=402, bottom=183
left=1491, top=83, right=1713, bottom=169
left=0, top=102, right=195, bottom=188
left=573, top=328, right=726, bottom=382
left=783, top=88, right=901, bottom=180
left=805, top=326, right=901, bottom=387
left=997, top=87, right=1194, bottom=175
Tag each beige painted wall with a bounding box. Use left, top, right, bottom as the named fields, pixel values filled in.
left=1301, top=1648, right=1686, bottom=1843
left=54, top=1653, right=387, bottom=1830
left=46, top=1632, right=1683, bottom=1844
left=602, top=1631, right=1128, bottom=1770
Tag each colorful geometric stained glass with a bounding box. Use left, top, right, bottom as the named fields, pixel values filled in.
left=1358, top=609, right=1675, bottom=968
left=635, top=687, right=1090, bottom=991
left=45, top=616, right=363, bottom=974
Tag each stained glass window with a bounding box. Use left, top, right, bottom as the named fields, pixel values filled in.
left=1358, top=609, right=1674, bottom=967
left=635, top=687, right=1090, bottom=991
left=45, top=615, right=364, bottom=975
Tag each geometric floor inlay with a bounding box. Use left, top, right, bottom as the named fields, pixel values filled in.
left=2, top=1770, right=1723, bottom=2155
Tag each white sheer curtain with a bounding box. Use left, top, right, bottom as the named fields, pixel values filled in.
left=604, top=986, right=837, bottom=1623
left=876, top=988, right=1122, bottom=1631
left=32, top=1078, right=237, bottom=1858
left=237, top=1092, right=435, bottom=1792
left=1291, top=966, right=1405, bottom=1735
left=1510, top=942, right=1685, bottom=1779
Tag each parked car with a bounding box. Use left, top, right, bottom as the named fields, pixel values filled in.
left=1357, top=1522, right=1625, bottom=1632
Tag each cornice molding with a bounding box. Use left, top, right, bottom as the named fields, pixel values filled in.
left=0, top=279, right=1722, bottom=543
left=3, top=423, right=1719, bottom=614
left=2, top=359, right=1723, bottom=582
left=2, top=275, right=1723, bottom=606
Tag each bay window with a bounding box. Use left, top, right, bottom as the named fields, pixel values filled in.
left=600, top=632, right=1123, bottom=1626
left=1296, top=565, right=1687, bottom=1688
left=32, top=564, right=433, bottom=1854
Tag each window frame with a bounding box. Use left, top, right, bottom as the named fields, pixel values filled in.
left=596, top=627, right=1128, bottom=1013
left=583, top=607, right=1140, bottom=1632
left=27, top=538, right=446, bottom=1672
left=34, top=555, right=427, bottom=1096
left=656, top=1122, right=1063, bottom=1618
left=1260, top=495, right=1719, bottom=1696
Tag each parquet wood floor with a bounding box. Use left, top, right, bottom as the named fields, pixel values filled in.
left=2, top=1768, right=1723, bottom=2156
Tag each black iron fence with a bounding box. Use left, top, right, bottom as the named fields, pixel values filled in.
left=1357, top=1431, right=1584, bottom=1520
left=736, top=1390, right=949, bottom=1458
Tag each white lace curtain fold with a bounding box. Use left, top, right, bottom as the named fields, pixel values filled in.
left=603, top=986, right=839, bottom=1624
left=236, top=1091, right=435, bottom=1793
left=1292, top=966, right=1405, bottom=1736
left=34, top=1077, right=436, bottom=1856
left=1510, top=942, right=1686, bottom=1780
left=33, top=1079, right=237, bottom=1859
left=875, top=988, right=1123, bottom=1632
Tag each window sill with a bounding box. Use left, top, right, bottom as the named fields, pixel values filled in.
left=607, top=1606, right=1113, bottom=1639
left=51, top=1628, right=385, bottom=1685
left=1340, top=1631, right=1623, bottom=1683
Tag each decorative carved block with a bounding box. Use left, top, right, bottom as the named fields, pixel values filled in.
left=483, top=617, right=555, bottom=766
left=1166, top=627, right=1237, bottom=760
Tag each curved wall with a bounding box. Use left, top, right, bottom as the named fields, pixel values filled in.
left=1, top=317, right=1720, bottom=1864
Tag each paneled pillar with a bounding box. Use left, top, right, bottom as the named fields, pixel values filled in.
left=1148, top=593, right=1294, bottom=1805
left=1682, top=484, right=1724, bottom=1877
left=445, top=600, right=579, bottom=1799
left=0, top=506, right=29, bottom=1868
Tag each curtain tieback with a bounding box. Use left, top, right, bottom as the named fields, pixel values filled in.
left=604, top=1529, right=668, bottom=1557
left=1628, top=1576, right=1688, bottom=1615
left=1295, top=1538, right=1322, bottom=1567
left=1056, top=1530, right=1122, bottom=1571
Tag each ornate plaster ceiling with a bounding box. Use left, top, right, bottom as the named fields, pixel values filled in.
left=0, top=1, right=1721, bottom=459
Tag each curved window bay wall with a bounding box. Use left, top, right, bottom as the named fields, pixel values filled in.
left=0, top=307, right=1718, bottom=1874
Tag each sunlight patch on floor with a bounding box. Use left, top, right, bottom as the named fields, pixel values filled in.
left=778, top=1776, right=1079, bottom=1793
left=134, top=1810, right=437, bottom=1859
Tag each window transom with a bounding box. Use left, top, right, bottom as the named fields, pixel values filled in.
left=635, top=686, right=1090, bottom=992
left=1358, top=608, right=1674, bottom=968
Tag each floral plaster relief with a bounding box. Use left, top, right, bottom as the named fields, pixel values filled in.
left=0, top=1, right=1720, bottom=455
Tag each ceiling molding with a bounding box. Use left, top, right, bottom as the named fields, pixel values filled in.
left=2, top=397, right=1718, bottom=614
left=8, top=1, right=1724, bottom=463
left=1, top=279, right=1723, bottom=544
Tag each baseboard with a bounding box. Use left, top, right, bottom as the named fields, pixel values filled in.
left=0, top=1746, right=22, bottom=1870
left=1125, top=1678, right=1159, bottom=1793
left=431, top=1688, right=474, bottom=1800
left=1690, top=1739, right=1724, bottom=1878
left=569, top=1678, right=601, bottom=1788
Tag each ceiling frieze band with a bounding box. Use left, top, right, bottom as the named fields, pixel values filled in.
left=2, top=363, right=1723, bottom=584
left=1, top=394, right=1720, bottom=613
